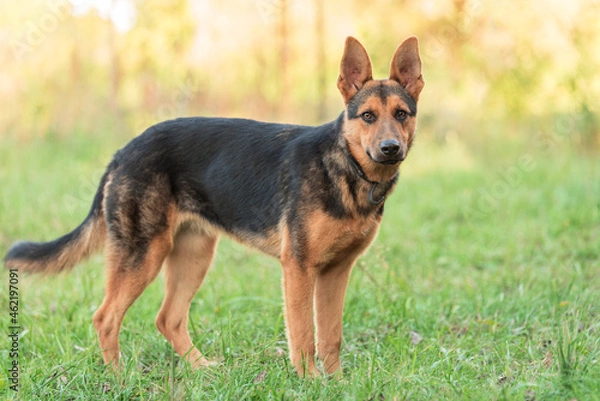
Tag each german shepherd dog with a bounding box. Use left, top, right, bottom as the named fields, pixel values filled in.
left=4, top=36, right=423, bottom=377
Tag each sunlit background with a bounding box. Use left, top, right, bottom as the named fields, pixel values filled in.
left=1, top=0, right=599, bottom=149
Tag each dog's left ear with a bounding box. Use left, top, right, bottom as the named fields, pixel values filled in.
left=390, top=36, right=424, bottom=101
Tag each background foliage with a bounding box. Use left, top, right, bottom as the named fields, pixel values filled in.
left=1, top=0, right=599, bottom=145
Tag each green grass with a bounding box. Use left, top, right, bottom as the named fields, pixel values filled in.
left=0, top=130, right=599, bottom=400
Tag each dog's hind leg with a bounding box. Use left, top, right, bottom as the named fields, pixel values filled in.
left=155, top=229, right=218, bottom=368
left=93, top=231, right=173, bottom=368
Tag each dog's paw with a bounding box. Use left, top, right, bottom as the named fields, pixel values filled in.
left=191, top=356, right=219, bottom=369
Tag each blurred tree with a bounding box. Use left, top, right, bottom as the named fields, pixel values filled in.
left=122, top=0, right=196, bottom=130
left=278, top=0, right=291, bottom=118
left=564, top=3, right=600, bottom=147
left=314, top=0, right=326, bottom=122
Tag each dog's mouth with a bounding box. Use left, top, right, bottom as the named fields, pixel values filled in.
left=366, top=150, right=404, bottom=166
left=379, top=159, right=402, bottom=165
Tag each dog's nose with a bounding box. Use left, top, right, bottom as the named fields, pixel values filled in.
left=379, top=139, right=400, bottom=157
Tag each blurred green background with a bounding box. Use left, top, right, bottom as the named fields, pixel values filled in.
left=1, top=2, right=600, bottom=399
left=1, top=0, right=599, bottom=147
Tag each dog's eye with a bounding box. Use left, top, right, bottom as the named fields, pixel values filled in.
left=361, top=111, right=376, bottom=123
left=395, top=110, right=408, bottom=122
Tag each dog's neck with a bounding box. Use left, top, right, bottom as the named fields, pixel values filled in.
left=335, top=137, right=399, bottom=206
left=342, top=146, right=397, bottom=184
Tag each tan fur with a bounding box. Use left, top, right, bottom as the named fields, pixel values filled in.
left=303, top=209, right=380, bottom=268
left=306, top=213, right=379, bottom=375
left=337, top=37, right=373, bottom=104
left=156, top=229, right=218, bottom=368
left=281, top=264, right=319, bottom=377
left=280, top=224, right=319, bottom=377
left=234, top=227, right=282, bottom=258
left=175, top=210, right=282, bottom=258
left=389, top=36, right=425, bottom=101
left=279, top=208, right=380, bottom=376
left=343, top=81, right=418, bottom=183
left=314, top=254, right=355, bottom=375
left=93, top=204, right=176, bottom=367
left=174, top=211, right=222, bottom=239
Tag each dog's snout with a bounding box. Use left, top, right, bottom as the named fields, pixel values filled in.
left=379, top=139, right=400, bottom=157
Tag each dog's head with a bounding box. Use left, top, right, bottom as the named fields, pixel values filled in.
left=338, top=36, right=424, bottom=182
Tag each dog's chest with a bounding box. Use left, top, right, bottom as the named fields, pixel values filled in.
left=299, top=210, right=382, bottom=267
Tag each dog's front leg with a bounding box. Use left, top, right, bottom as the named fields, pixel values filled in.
left=281, top=260, right=319, bottom=377
left=314, top=257, right=355, bottom=376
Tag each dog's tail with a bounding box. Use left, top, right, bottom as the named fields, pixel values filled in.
left=4, top=171, right=110, bottom=274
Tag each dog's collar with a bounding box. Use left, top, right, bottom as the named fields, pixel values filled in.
left=343, top=148, right=399, bottom=205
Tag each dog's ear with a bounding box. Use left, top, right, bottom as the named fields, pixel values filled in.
left=389, top=36, right=424, bottom=101
left=337, top=37, right=373, bottom=104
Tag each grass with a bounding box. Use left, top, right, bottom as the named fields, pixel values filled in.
left=0, top=128, right=599, bottom=400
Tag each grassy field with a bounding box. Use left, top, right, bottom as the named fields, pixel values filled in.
left=0, top=129, right=599, bottom=400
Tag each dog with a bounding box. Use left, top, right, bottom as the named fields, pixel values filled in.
left=4, top=36, right=423, bottom=377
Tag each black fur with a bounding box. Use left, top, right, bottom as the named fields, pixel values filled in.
left=114, top=115, right=347, bottom=233
left=104, top=113, right=388, bottom=264
left=5, top=112, right=398, bottom=268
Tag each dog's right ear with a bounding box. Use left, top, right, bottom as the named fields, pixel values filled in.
left=337, top=37, right=373, bottom=104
